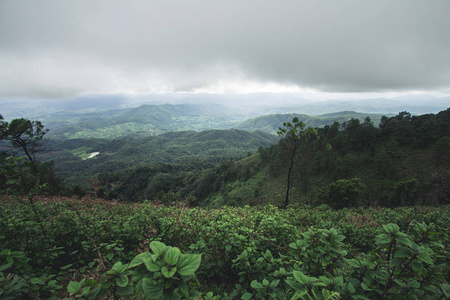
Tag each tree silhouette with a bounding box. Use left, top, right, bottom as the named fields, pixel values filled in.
left=278, top=117, right=318, bottom=208
left=0, top=117, right=49, bottom=171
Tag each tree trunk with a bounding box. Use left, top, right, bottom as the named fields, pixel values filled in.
left=284, top=142, right=297, bottom=208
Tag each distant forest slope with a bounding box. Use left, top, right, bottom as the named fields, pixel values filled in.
left=203, top=109, right=450, bottom=208
left=45, top=129, right=279, bottom=187
left=46, top=103, right=247, bottom=139
left=92, top=108, right=450, bottom=208
left=234, top=111, right=386, bottom=135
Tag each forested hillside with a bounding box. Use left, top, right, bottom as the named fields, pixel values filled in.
left=91, top=109, right=450, bottom=208
left=44, top=129, right=278, bottom=188
left=46, top=103, right=245, bottom=139
left=234, top=111, right=385, bottom=135
left=1, top=109, right=449, bottom=299
left=3, top=109, right=448, bottom=207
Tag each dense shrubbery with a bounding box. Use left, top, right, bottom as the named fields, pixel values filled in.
left=0, top=197, right=448, bottom=299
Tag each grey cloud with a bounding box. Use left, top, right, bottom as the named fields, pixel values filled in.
left=0, top=0, right=449, bottom=98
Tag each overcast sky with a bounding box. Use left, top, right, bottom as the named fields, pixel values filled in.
left=0, top=0, right=449, bottom=100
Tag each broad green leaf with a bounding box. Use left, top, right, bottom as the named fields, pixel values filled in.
left=411, top=261, right=424, bottom=272
left=164, top=247, right=181, bottom=266
left=335, top=235, right=345, bottom=242
left=347, top=282, right=356, bottom=294
left=262, top=279, right=269, bottom=287
left=117, top=286, right=133, bottom=296
left=293, top=270, right=310, bottom=284
left=291, top=289, right=308, bottom=300
left=312, top=282, right=327, bottom=287
left=0, top=262, right=13, bottom=272
left=375, top=233, right=392, bottom=245
left=67, top=281, right=82, bottom=294
left=241, top=292, right=253, bottom=300
left=60, top=264, right=74, bottom=270
left=177, top=253, right=201, bottom=276
left=289, top=242, right=299, bottom=249
left=129, top=252, right=152, bottom=268
left=286, top=279, right=303, bottom=291
left=250, top=280, right=263, bottom=289
left=382, top=223, right=399, bottom=234
left=115, top=275, right=129, bottom=287
left=83, top=286, right=102, bottom=299
left=394, top=249, right=411, bottom=258
left=417, top=253, right=433, bottom=265
left=270, top=279, right=280, bottom=288
left=150, top=241, right=167, bottom=257
left=334, top=276, right=344, bottom=286
left=142, top=278, right=163, bottom=299
left=441, top=283, right=450, bottom=297
left=397, top=236, right=414, bottom=248
left=30, top=277, right=45, bottom=285
left=144, top=257, right=163, bottom=272
left=178, top=280, right=189, bottom=298
left=161, top=266, right=177, bottom=278
left=319, top=276, right=332, bottom=285
left=112, top=261, right=126, bottom=273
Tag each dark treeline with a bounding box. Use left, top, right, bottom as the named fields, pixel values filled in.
left=91, top=109, right=450, bottom=208
left=2, top=109, right=449, bottom=208
left=258, top=109, right=450, bottom=208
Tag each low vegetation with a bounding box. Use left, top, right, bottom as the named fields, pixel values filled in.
left=0, top=197, right=448, bottom=299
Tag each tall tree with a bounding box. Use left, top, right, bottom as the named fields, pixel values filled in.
left=1, top=116, right=63, bottom=197
left=0, top=117, right=49, bottom=170
left=278, top=117, right=318, bottom=208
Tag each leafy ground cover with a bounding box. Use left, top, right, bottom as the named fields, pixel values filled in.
left=1, top=196, right=448, bottom=299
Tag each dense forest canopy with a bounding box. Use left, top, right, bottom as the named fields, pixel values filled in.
left=2, top=108, right=449, bottom=207
left=1, top=108, right=449, bottom=299
left=61, top=108, right=448, bottom=208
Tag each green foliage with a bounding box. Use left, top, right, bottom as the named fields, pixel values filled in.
left=236, top=112, right=384, bottom=135
left=325, top=178, right=365, bottom=209
left=67, top=241, right=201, bottom=299
left=1, top=156, right=43, bottom=196
left=392, top=178, right=419, bottom=206
left=0, top=117, right=48, bottom=164
left=47, top=103, right=248, bottom=139
left=278, top=117, right=319, bottom=208
left=46, top=129, right=278, bottom=190
left=1, top=198, right=448, bottom=298
left=1, top=109, right=450, bottom=299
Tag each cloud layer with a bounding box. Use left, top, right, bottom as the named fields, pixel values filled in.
left=1, top=0, right=449, bottom=98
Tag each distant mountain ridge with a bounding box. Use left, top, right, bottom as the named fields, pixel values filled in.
left=46, top=103, right=246, bottom=139
left=2, top=95, right=448, bottom=139
left=234, top=111, right=386, bottom=135
left=45, top=103, right=391, bottom=139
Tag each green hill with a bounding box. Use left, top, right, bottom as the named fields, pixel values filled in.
left=201, top=109, right=450, bottom=208
left=44, top=102, right=390, bottom=139
left=234, top=111, right=386, bottom=135
left=46, top=129, right=279, bottom=187
left=47, top=103, right=245, bottom=139
left=90, top=108, right=450, bottom=207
